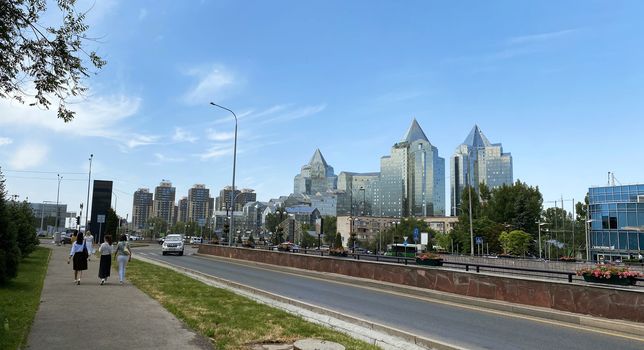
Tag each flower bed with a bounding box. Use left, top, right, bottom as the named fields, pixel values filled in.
left=577, top=264, right=642, bottom=286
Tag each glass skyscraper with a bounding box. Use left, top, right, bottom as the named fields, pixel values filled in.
left=450, top=125, right=513, bottom=216
left=378, top=119, right=445, bottom=217
left=293, top=149, right=338, bottom=195
left=588, top=184, right=644, bottom=261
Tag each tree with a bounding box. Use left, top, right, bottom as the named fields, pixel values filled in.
left=146, top=216, right=168, bottom=238
left=0, top=169, right=21, bottom=285
left=333, top=232, right=343, bottom=249
left=11, top=200, right=38, bottom=256
left=483, top=181, right=543, bottom=236
left=499, top=230, right=532, bottom=256
left=104, top=208, right=118, bottom=238
left=322, top=215, right=336, bottom=244
left=1, top=0, right=106, bottom=121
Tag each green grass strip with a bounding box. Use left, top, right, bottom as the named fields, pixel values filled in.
left=0, top=247, right=50, bottom=350
left=128, top=259, right=380, bottom=350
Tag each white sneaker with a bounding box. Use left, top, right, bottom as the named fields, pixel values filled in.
left=100, top=279, right=105, bottom=285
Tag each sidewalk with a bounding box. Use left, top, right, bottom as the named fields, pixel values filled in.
left=26, top=242, right=212, bottom=350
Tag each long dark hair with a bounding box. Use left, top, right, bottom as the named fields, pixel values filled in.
left=119, top=234, right=127, bottom=242
left=104, top=235, right=113, bottom=245
left=76, top=232, right=84, bottom=245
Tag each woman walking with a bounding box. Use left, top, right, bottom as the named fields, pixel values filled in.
left=85, top=230, right=95, bottom=262
left=98, top=234, right=113, bottom=285
left=67, top=231, right=88, bottom=285
left=114, top=234, right=132, bottom=284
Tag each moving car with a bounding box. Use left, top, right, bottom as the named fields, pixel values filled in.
left=162, top=234, right=184, bottom=256
left=190, top=237, right=203, bottom=244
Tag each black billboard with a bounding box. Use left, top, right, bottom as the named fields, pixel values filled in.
left=89, top=180, right=113, bottom=243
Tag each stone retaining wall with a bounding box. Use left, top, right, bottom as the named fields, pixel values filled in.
left=197, top=245, right=644, bottom=323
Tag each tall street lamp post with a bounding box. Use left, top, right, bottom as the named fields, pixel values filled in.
left=467, top=148, right=475, bottom=256
left=210, top=102, right=238, bottom=246
left=536, top=221, right=548, bottom=259
left=56, top=174, right=63, bottom=233
left=85, top=154, right=93, bottom=231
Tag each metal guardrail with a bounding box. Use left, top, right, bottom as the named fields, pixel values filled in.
left=213, top=244, right=644, bottom=287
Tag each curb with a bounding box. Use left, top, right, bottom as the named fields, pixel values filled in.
left=193, top=253, right=644, bottom=339
left=136, top=255, right=465, bottom=350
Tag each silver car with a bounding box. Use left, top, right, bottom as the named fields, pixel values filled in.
left=162, top=234, right=184, bottom=256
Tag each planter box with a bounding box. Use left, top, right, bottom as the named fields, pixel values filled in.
left=416, top=258, right=443, bottom=266
left=582, top=275, right=636, bottom=286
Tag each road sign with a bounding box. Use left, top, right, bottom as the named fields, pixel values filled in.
left=97, top=214, right=105, bottom=224
left=413, top=227, right=419, bottom=241
left=197, top=218, right=206, bottom=227
left=421, top=232, right=429, bottom=245
left=475, top=236, right=483, bottom=245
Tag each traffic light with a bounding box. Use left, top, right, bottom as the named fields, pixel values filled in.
left=77, top=216, right=81, bottom=226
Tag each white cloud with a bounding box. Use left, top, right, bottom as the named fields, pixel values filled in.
left=0, top=137, right=12, bottom=146
left=138, top=8, right=148, bottom=21
left=173, top=127, right=198, bottom=143
left=9, top=143, right=49, bottom=170
left=260, top=104, right=327, bottom=124
left=507, top=29, right=580, bottom=45
left=206, top=128, right=235, bottom=141
left=0, top=94, right=156, bottom=149
left=183, top=65, right=239, bottom=105
left=154, top=153, right=184, bottom=163
left=197, top=145, right=231, bottom=160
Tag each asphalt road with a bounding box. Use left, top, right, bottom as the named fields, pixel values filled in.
left=137, top=246, right=643, bottom=350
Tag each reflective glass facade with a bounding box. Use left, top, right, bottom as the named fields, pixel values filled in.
left=588, top=184, right=644, bottom=261
left=378, top=119, right=445, bottom=217
left=451, top=125, right=512, bottom=216
left=293, top=149, right=337, bottom=195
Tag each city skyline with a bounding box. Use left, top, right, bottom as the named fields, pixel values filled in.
left=1, top=1, right=643, bottom=219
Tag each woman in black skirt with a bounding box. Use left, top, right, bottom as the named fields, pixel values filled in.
left=67, top=231, right=88, bottom=285
left=98, top=235, right=113, bottom=285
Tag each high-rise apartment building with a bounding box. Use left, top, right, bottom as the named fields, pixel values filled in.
left=450, top=125, right=513, bottom=216
left=153, top=180, right=176, bottom=224
left=294, top=149, right=338, bottom=195
left=177, top=197, right=188, bottom=223
left=188, top=184, right=212, bottom=223
left=378, top=119, right=445, bottom=217
left=132, top=188, right=153, bottom=230
left=215, top=186, right=256, bottom=212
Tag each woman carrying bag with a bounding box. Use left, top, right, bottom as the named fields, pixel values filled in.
left=114, top=234, right=132, bottom=284
left=67, top=231, right=88, bottom=285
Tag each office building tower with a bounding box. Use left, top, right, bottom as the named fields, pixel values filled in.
left=450, top=125, right=513, bottom=216
left=90, top=180, right=113, bottom=242
left=153, top=180, right=176, bottom=224
left=337, top=172, right=379, bottom=216
left=588, top=183, right=644, bottom=262
left=132, top=188, right=153, bottom=230
left=294, top=149, right=338, bottom=195
left=378, top=119, right=445, bottom=217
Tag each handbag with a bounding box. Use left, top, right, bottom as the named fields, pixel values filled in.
left=82, top=242, right=88, bottom=259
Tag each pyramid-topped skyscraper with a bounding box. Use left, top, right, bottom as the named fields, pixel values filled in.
left=293, top=149, right=338, bottom=195
left=378, top=119, right=445, bottom=217
left=450, top=125, right=513, bottom=216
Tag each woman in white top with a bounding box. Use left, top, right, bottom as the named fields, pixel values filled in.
left=67, top=231, right=88, bottom=285
left=98, top=234, right=113, bottom=285
left=84, top=231, right=95, bottom=261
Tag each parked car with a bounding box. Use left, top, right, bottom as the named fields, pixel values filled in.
left=60, top=232, right=71, bottom=245
left=162, top=234, right=184, bottom=256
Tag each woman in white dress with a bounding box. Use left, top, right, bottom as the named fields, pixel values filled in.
left=84, top=231, right=95, bottom=261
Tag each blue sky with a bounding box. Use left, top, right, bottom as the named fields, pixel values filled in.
left=1, top=0, right=643, bottom=219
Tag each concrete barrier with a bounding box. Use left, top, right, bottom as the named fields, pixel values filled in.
left=198, top=244, right=644, bottom=323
